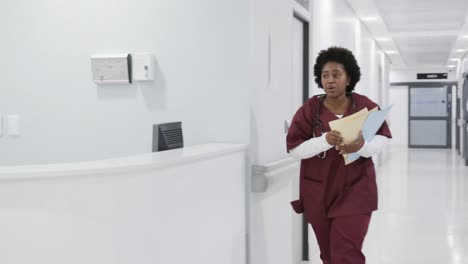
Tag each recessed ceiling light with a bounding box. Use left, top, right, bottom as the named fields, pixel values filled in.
left=362, top=16, right=378, bottom=22
left=455, top=49, right=465, bottom=52
left=449, top=58, right=459, bottom=61
left=447, top=65, right=457, bottom=68
left=385, top=50, right=398, bottom=54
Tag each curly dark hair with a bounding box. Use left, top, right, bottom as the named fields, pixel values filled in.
left=313, top=46, right=361, bottom=93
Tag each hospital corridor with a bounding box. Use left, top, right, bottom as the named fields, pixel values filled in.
left=365, top=147, right=468, bottom=264
left=1, top=0, right=468, bottom=264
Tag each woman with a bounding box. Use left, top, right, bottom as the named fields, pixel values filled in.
left=286, top=46, right=392, bottom=264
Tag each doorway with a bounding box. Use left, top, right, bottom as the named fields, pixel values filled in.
left=409, top=84, right=452, bottom=148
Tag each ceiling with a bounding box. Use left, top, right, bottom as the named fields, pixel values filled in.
left=346, top=0, right=468, bottom=70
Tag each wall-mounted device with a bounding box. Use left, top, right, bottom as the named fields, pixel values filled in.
left=91, top=54, right=132, bottom=84
left=132, top=53, right=155, bottom=81
left=152, top=122, right=184, bottom=152
left=7, top=114, right=20, bottom=137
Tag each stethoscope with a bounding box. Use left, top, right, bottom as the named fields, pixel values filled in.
left=312, top=94, right=355, bottom=159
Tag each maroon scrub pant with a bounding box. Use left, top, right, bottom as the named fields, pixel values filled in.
left=309, top=212, right=371, bottom=264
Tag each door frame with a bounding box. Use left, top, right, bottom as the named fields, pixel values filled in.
left=463, top=76, right=468, bottom=165
left=407, top=82, right=455, bottom=148
left=456, top=83, right=461, bottom=154
left=293, top=13, right=310, bottom=103
left=292, top=11, right=310, bottom=262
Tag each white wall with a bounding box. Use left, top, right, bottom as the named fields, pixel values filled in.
left=0, top=0, right=249, bottom=165
left=356, top=25, right=384, bottom=104
left=381, top=53, right=391, bottom=109
left=455, top=55, right=468, bottom=158
left=388, top=86, right=409, bottom=146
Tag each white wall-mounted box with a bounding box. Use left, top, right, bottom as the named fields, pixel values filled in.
left=91, top=54, right=131, bottom=84
left=7, top=115, right=20, bottom=137
left=132, top=53, right=155, bottom=81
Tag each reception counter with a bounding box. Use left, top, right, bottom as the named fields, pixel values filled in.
left=0, top=144, right=247, bottom=264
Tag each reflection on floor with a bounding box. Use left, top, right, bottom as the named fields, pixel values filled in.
left=364, top=146, right=468, bottom=264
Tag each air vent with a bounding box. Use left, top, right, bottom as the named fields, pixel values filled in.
left=152, top=122, right=183, bottom=152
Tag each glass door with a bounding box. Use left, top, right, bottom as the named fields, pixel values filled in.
left=409, top=84, right=451, bottom=148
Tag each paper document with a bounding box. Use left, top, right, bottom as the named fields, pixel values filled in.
left=346, top=105, right=393, bottom=164
left=328, top=105, right=392, bottom=165
left=329, top=107, right=369, bottom=144
left=329, top=108, right=370, bottom=163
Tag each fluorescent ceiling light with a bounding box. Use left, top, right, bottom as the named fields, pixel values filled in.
left=447, top=65, right=456, bottom=68
left=376, top=37, right=390, bottom=41
left=455, top=49, right=465, bottom=52
left=362, top=16, right=378, bottom=22
left=463, top=35, right=468, bottom=39
left=385, top=50, right=398, bottom=54
left=449, top=58, right=459, bottom=61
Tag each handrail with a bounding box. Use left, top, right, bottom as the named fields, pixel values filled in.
left=0, top=144, right=247, bottom=182
left=252, top=157, right=300, bottom=192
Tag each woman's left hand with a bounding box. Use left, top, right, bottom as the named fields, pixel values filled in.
left=336, top=131, right=365, bottom=155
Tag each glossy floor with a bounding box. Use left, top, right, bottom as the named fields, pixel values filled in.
left=364, top=147, right=468, bottom=264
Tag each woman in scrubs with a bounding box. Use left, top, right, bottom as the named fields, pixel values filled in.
left=286, top=46, right=392, bottom=264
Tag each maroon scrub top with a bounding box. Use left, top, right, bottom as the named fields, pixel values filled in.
left=287, top=93, right=392, bottom=219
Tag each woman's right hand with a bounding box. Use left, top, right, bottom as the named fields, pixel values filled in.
left=325, top=130, right=343, bottom=146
